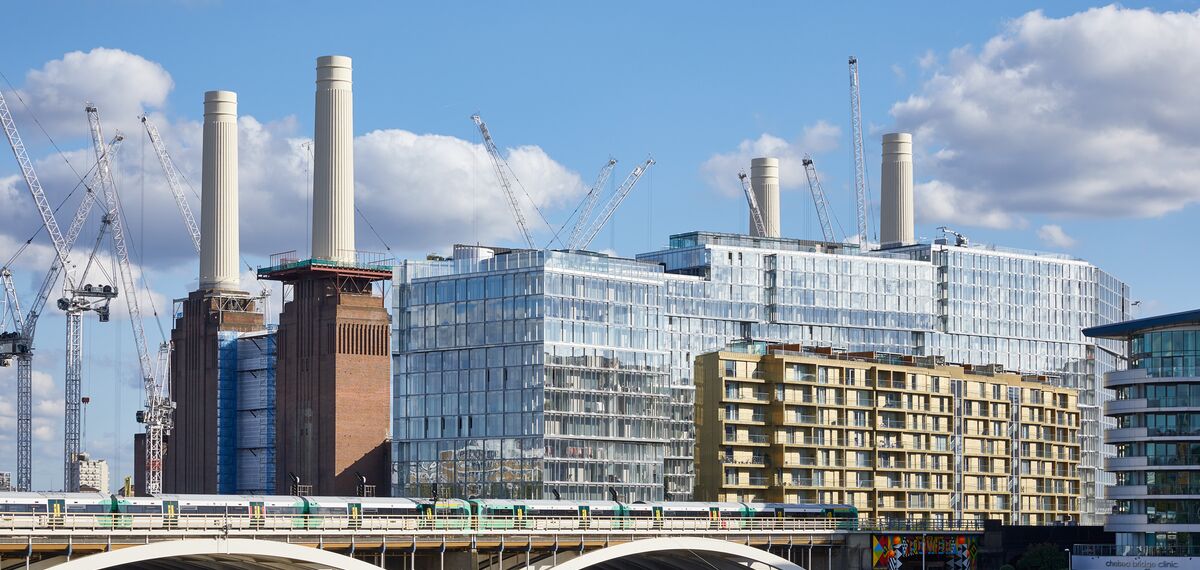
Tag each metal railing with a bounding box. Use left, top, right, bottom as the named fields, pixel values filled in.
left=0, top=513, right=987, bottom=535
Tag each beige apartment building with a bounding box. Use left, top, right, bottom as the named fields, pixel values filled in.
left=695, top=343, right=1081, bottom=525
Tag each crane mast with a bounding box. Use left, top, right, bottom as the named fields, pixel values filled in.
left=849, top=56, right=871, bottom=250
left=87, top=105, right=170, bottom=494
left=801, top=155, right=838, bottom=243
left=0, top=88, right=121, bottom=490
left=140, top=116, right=201, bottom=253
left=566, top=159, right=618, bottom=250
left=737, top=170, right=768, bottom=237
left=0, top=91, right=76, bottom=288
left=576, top=158, right=655, bottom=250
left=471, top=114, right=536, bottom=248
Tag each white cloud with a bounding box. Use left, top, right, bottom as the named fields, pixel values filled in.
left=355, top=129, right=585, bottom=251
left=914, top=180, right=1022, bottom=230
left=7, top=48, right=172, bottom=140
left=1036, top=224, right=1076, bottom=249
left=700, top=121, right=841, bottom=196
left=892, top=6, right=1200, bottom=229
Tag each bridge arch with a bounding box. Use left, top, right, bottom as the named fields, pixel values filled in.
left=48, top=538, right=381, bottom=570
left=551, top=537, right=805, bottom=570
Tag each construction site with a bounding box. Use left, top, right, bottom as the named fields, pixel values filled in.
left=0, top=47, right=907, bottom=496
left=0, top=51, right=1130, bottom=532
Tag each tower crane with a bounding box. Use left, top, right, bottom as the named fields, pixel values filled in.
left=471, top=113, right=535, bottom=249
left=574, top=158, right=655, bottom=250
left=86, top=104, right=173, bottom=495
left=737, top=170, right=767, bottom=238
left=849, top=56, right=871, bottom=250
left=140, top=115, right=200, bottom=253
left=566, top=159, right=618, bottom=250
left=801, top=155, right=838, bottom=243
left=0, top=88, right=120, bottom=491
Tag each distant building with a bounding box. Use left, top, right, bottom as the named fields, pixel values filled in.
left=693, top=342, right=1082, bottom=525
left=0, top=471, right=11, bottom=492
left=1085, top=309, right=1200, bottom=550
left=77, top=453, right=109, bottom=493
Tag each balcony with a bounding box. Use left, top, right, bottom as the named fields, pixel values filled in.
left=725, top=476, right=769, bottom=487
left=1106, top=427, right=1148, bottom=443
left=722, top=454, right=767, bottom=466
left=1104, top=398, right=1147, bottom=415
left=1105, top=455, right=1148, bottom=470
left=1107, top=485, right=1147, bottom=499
left=724, top=433, right=771, bottom=446
left=879, top=419, right=907, bottom=430
left=724, top=411, right=767, bottom=424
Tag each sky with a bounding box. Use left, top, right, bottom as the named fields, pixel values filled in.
left=0, top=1, right=1197, bottom=491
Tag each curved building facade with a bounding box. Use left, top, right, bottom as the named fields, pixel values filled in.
left=1086, top=309, right=1200, bottom=549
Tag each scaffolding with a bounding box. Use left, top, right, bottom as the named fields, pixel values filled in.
left=235, top=328, right=277, bottom=494
left=216, top=332, right=239, bottom=494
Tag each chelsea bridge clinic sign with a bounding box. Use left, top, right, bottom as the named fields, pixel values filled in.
left=1071, top=556, right=1197, bottom=569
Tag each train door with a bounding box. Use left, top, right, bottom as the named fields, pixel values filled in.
left=652, top=506, right=664, bottom=529
left=348, top=503, right=362, bottom=530
left=708, top=506, right=720, bottom=529
left=249, top=501, right=265, bottom=529
left=578, top=505, right=590, bottom=529
left=614, top=504, right=630, bottom=530
left=47, top=499, right=65, bottom=527
left=513, top=504, right=527, bottom=529
left=419, top=503, right=435, bottom=530
left=163, top=501, right=179, bottom=528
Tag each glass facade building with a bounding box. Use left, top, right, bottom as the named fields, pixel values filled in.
left=392, top=248, right=670, bottom=501
left=1086, top=309, right=1200, bottom=549
left=393, top=232, right=1129, bottom=517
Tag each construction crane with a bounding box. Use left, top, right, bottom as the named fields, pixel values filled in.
left=140, top=115, right=200, bottom=253
left=801, top=155, right=838, bottom=243
left=0, top=88, right=121, bottom=491
left=575, top=158, right=655, bottom=251
left=848, top=56, right=871, bottom=250
left=737, top=170, right=767, bottom=237
left=937, top=226, right=970, bottom=247
left=471, top=113, right=535, bottom=248
left=86, top=105, right=173, bottom=495
left=565, top=159, right=619, bottom=250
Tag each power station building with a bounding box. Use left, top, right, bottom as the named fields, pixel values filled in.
left=159, top=55, right=391, bottom=497
left=392, top=133, right=1130, bottom=524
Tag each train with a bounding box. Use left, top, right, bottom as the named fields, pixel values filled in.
left=0, top=492, right=859, bottom=531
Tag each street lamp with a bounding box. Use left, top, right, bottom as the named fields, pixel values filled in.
left=1064, top=548, right=1072, bottom=570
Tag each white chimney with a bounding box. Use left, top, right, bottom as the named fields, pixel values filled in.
left=750, top=157, right=780, bottom=238
left=311, top=55, right=355, bottom=263
left=199, top=90, right=240, bottom=290
left=880, top=132, right=914, bottom=247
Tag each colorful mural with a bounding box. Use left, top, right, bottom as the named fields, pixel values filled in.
left=872, top=534, right=978, bottom=569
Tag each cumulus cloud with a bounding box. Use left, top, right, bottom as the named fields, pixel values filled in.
left=892, top=5, right=1200, bottom=228
left=355, top=129, right=585, bottom=251
left=1037, top=224, right=1076, bottom=249
left=700, top=121, right=841, bottom=196
left=6, top=48, right=172, bottom=139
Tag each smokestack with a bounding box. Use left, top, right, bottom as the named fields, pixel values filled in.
left=750, top=157, right=780, bottom=238
left=199, top=90, right=240, bottom=290
left=880, top=132, right=913, bottom=247
left=311, top=55, right=355, bottom=263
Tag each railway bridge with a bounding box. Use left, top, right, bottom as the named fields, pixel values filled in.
left=0, top=514, right=983, bottom=569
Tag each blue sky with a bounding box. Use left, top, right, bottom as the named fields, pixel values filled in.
left=0, top=1, right=1197, bottom=490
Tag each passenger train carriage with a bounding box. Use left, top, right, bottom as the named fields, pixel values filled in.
left=0, top=493, right=857, bottom=531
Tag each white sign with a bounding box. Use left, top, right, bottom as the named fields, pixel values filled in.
left=1072, top=555, right=1198, bottom=569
